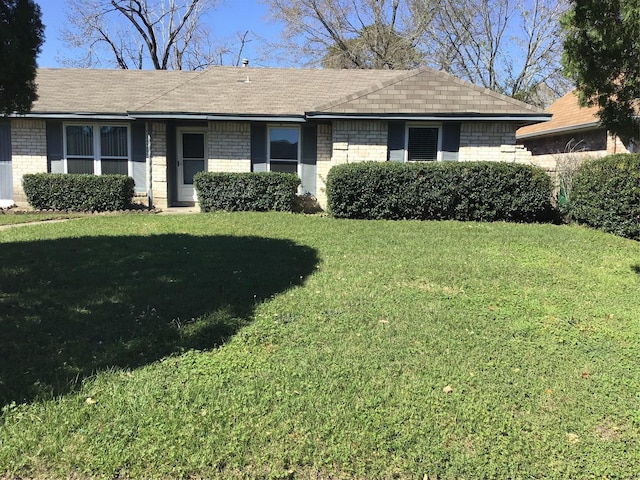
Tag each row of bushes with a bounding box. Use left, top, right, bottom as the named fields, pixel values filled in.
left=20, top=165, right=554, bottom=222
left=326, top=161, right=555, bottom=223
left=22, top=174, right=135, bottom=212
left=21, top=155, right=640, bottom=243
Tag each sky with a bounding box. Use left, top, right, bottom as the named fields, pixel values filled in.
left=34, top=0, right=283, bottom=68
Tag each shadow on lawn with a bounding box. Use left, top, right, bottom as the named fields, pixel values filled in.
left=0, top=234, right=318, bottom=406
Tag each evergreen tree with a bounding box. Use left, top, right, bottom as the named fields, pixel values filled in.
left=562, top=0, right=640, bottom=143
left=0, top=0, right=44, bottom=115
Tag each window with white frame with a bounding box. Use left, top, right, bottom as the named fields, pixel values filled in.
left=406, top=125, right=441, bottom=162
left=64, top=124, right=130, bottom=175
left=268, top=126, right=299, bottom=174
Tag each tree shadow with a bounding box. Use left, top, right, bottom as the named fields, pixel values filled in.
left=0, top=234, right=318, bottom=406
left=633, top=265, right=640, bottom=275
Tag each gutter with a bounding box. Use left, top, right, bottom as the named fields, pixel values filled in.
left=305, top=113, right=552, bottom=123
left=146, top=122, right=153, bottom=209
left=132, top=113, right=306, bottom=123
left=16, top=111, right=551, bottom=125
left=13, top=113, right=133, bottom=120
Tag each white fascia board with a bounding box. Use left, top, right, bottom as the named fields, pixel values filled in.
left=12, top=113, right=133, bottom=120
left=132, top=113, right=306, bottom=123
left=306, top=113, right=552, bottom=123
left=207, top=115, right=305, bottom=123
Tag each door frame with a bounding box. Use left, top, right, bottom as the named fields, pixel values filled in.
left=176, top=127, right=207, bottom=203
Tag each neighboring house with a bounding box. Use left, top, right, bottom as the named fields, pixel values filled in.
left=516, top=90, right=632, bottom=171
left=0, top=66, right=550, bottom=210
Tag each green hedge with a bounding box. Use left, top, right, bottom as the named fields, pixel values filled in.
left=326, top=161, right=554, bottom=222
left=569, top=154, right=640, bottom=240
left=194, top=172, right=301, bottom=212
left=22, top=173, right=135, bottom=211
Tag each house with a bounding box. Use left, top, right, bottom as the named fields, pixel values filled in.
left=516, top=90, right=633, bottom=171
left=0, top=66, right=550, bottom=210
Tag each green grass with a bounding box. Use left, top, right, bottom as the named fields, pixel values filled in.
left=1, top=213, right=640, bottom=479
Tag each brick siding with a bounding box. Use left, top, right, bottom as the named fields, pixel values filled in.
left=207, top=122, right=251, bottom=173
left=10, top=119, right=47, bottom=205
left=315, top=123, right=333, bottom=208
left=150, top=122, right=168, bottom=209
left=459, top=122, right=532, bottom=164
left=332, top=120, right=388, bottom=165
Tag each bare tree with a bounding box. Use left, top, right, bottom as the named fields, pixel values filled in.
left=263, top=0, right=569, bottom=105
left=422, top=0, right=570, bottom=106
left=261, top=0, right=434, bottom=69
left=61, top=0, right=249, bottom=69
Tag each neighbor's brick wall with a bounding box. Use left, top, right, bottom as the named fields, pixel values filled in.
left=518, top=129, right=608, bottom=156
left=11, top=118, right=47, bottom=205
left=208, top=122, right=251, bottom=173
left=150, top=122, right=168, bottom=209
left=332, top=120, right=388, bottom=165
left=316, top=123, right=333, bottom=208
left=459, top=122, right=532, bottom=164
left=607, top=134, right=630, bottom=155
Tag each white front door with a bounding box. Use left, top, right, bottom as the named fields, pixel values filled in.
left=177, top=130, right=206, bottom=202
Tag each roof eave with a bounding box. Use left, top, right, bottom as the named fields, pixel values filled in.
left=516, top=121, right=602, bottom=140
left=130, top=113, right=306, bottom=122
left=11, top=112, right=308, bottom=123
left=305, top=112, right=552, bottom=124
left=12, top=112, right=133, bottom=120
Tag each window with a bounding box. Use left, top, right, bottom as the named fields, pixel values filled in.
left=268, top=126, right=299, bottom=174
left=406, top=125, right=441, bottom=162
left=64, top=124, right=130, bottom=175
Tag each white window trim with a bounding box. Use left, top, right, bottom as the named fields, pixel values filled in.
left=405, top=123, right=443, bottom=162
left=63, top=123, right=132, bottom=175
left=267, top=124, right=301, bottom=177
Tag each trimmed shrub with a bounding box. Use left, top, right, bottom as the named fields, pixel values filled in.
left=194, top=172, right=301, bottom=212
left=22, top=173, right=135, bottom=211
left=569, top=154, right=640, bottom=240
left=326, top=161, right=554, bottom=222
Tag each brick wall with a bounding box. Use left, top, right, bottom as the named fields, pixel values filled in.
left=208, top=121, right=251, bottom=173
left=607, top=133, right=630, bottom=154
left=315, top=123, right=333, bottom=208
left=459, top=122, right=533, bottom=164
left=150, top=122, right=168, bottom=209
left=518, top=128, right=608, bottom=156
left=332, top=120, right=388, bottom=165
left=10, top=118, right=47, bottom=205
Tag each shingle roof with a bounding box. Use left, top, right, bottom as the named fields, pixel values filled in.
left=311, top=68, right=544, bottom=116
left=516, top=90, right=600, bottom=139
left=32, top=68, right=200, bottom=115
left=31, top=66, right=547, bottom=119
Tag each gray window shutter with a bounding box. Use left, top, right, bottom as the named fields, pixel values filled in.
left=46, top=121, right=64, bottom=173
left=251, top=123, right=267, bottom=173
left=131, top=121, right=146, bottom=193
left=387, top=121, right=405, bottom=162
left=300, top=124, right=317, bottom=195
left=0, top=120, right=12, bottom=201
left=442, top=123, right=461, bottom=161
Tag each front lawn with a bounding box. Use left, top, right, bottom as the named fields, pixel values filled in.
left=1, top=213, right=639, bottom=479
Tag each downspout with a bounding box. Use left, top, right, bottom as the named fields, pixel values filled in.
left=146, top=122, right=153, bottom=208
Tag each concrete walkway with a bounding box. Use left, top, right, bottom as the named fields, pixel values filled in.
left=157, top=206, right=200, bottom=214
left=0, top=219, right=71, bottom=231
